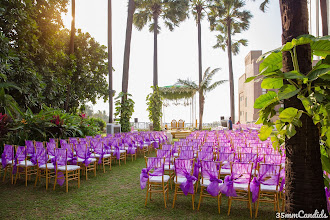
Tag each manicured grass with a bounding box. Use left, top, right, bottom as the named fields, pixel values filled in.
left=0, top=153, right=276, bottom=219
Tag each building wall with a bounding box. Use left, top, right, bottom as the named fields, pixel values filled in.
left=238, top=50, right=262, bottom=124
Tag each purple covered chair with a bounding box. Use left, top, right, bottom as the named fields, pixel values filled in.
left=172, top=158, right=197, bottom=210
left=14, top=146, right=37, bottom=186
left=1, top=144, right=14, bottom=183
left=53, top=148, right=80, bottom=192
left=217, top=152, right=236, bottom=176
left=34, top=147, right=55, bottom=190
left=221, top=162, right=253, bottom=217
left=197, top=160, right=223, bottom=213
left=75, top=143, right=97, bottom=180
left=91, top=140, right=112, bottom=172
left=141, top=157, right=169, bottom=208
left=46, top=142, right=56, bottom=161
left=252, top=163, right=281, bottom=218
left=25, top=140, right=35, bottom=156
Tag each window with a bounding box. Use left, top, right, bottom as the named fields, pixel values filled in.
left=245, top=112, right=248, bottom=122
left=245, top=97, right=247, bottom=107
left=262, top=88, right=267, bottom=94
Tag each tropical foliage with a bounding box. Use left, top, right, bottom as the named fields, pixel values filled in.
left=0, top=0, right=109, bottom=113
left=177, top=67, right=227, bottom=130
left=146, top=86, right=163, bottom=131
left=247, top=35, right=330, bottom=188
left=114, top=92, right=135, bottom=132
left=208, top=0, right=252, bottom=123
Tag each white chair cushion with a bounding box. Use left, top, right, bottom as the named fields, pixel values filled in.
left=103, top=154, right=112, bottom=158
left=149, top=175, right=170, bottom=183
left=18, top=160, right=35, bottom=167
left=0, top=158, right=2, bottom=163
left=260, top=184, right=278, bottom=192
left=220, top=168, right=231, bottom=175
left=173, top=153, right=179, bottom=157
left=39, top=163, right=55, bottom=169
left=77, top=157, right=97, bottom=163
left=57, top=165, right=81, bottom=171
left=200, top=179, right=223, bottom=187
left=233, top=183, right=249, bottom=191
left=164, top=164, right=174, bottom=171
left=91, top=153, right=101, bottom=158
left=174, top=176, right=196, bottom=185
left=48, top=155, right=55, bottom=160
left=109, top=150, right=126, bottom=154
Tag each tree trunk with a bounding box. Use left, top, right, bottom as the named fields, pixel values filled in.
left=226, top=18, right=235, bottom=123
left=153, top=14, right=158, bottom=88
left=65, top=0, right=75, bottom=111
left=108, top=0, right=113, bottom=123
left=320, top=0, right=328, bottom=36
left=279, top=0, right=328, bottom=215
left=197, top=8, right=203, bottom=130
left=122, top=0, right=135, bottom=94
left=199, top=92, right=204, bottom=130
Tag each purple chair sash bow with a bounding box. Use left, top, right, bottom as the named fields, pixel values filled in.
left=207, top=175, right=223, bottom=197
left=220, top=175, right=237, bottom=197
left=180, top=173, right=197, bottom=195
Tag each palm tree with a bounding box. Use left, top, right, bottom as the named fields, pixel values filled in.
left=177, top=67, right=227, bottom=130
left=122, top=0, right=136, bottom=94
left=133, top=0, right=189, bottom=88
left=108, top=0, right=113, bottom=123
left=208, top=0, right=252, bottom=123
left=279, top=0, right=327, bottom=213
left=190, top=0, right=207, bottom=132
left=256, top=0, right=328, bottom=213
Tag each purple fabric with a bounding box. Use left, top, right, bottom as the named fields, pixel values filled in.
left=1, top=145, right=14, bottom=169
left=52, top=149, right=67, bottom=186
left=140, top=158, right=164, bottom=189
left=174, top=159, right=197, bottom=195
left=280, top=177, right=285, bottom=192
left=49, top=138, right=56, bottom=143
left=325, top=186, right=330, bottom=212
left=179, top=150, right=194, bottom=159
left=201, top=161, right=223, bottom=196
left=46, top=142, right=56, bottom=157
left=12, top=146, right=26, bottom=174
left=153, top=141, right=159, bottom=149
left=127, top=144, right=136, bottom=155
left=32, top=147, right=47, bottom=167
left=25, top=140, right=35, bottom=155
left=35, top=141, right=44, bottom=148
left=59, top=139, right=67, bottom=146
left=76, top=144, right=93, bottom=166
left=220, top=163, right=252, bottom=197
left=92, top=141, right=105, bottom=164
left=250, top=164, right=280, bottom=202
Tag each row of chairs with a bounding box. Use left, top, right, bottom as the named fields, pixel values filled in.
left=142, top=157, right=283, bottom=218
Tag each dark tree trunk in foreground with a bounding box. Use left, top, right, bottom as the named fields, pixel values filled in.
left=320, top=0, right=328, bottom=36
left=197, top=7, right=203, bottom=130
left=226, top=18, right=235, bottom=123
left=280, top=0, right=328, bottom=215
left=122, top=0, right=135, bottom=94
left=65, top=0, right=75, bottom=111
left=153, top=14, right=158, bottom=88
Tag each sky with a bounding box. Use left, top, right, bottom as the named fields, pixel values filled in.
left=62, top=1, right=287, bottom=124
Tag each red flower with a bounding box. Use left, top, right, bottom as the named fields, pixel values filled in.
left=80, top=113, right=86, bottom=119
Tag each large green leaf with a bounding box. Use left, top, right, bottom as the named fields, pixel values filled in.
left=282, top=71, right=305, bottom=79
left=279, top=107, right=298, bottom=123
left=311, top=37, right=330, bottom=57
left=259, top=52, right=282, bottom=75
left=278, top=85, right=300, bottom=100
left=261, top=78, right=283, bottom=89
left=307, top=68, right=330, bottom=81
left=259, top=125, right=273, bottom=141
left=254, top=91, right=277, bottom=109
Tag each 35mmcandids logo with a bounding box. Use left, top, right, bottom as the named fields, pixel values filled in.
left=276, top=210, right=329, bottom=219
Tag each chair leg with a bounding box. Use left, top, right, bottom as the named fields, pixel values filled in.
left=94, top=162, right=96, bottom=177
left=53, top=172, right=57, bottom=190
left=163, top=186, right=167, bottom=208
left=25, top=167, right=28, bottom=187
left=85, top=166, right=88, bottom=180
left=66, top=171, right=68, bottom=193
left=46, top=169, right=49, bottom=190
left=248, top=192, right=253, bottom=219
left=78, top=170, right=80, bottom=188
left=172, top=185, right=178, bottom=208
left=218, top=194, right=222, bottom=214
left=3, top=167, right=7, bottom=182
left=34, top=169, right=39, bottom=187
left=192, top=194, right=195, bottom=210
left=198, top=187, right=203, bottom=211
left=14, top=171, right=19, bottom=185
left=145, top=184, right=149, bottom=206
left=255, top=197, right=260, bottom=218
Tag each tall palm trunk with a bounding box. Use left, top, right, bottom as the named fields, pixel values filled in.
left=122, top=0, right=135, bottom=94
left=280, top=0, right=327, bottom=214
left=197, top=8, right=203, bottom=130
left=65, top=0, right=75, bottom=111
left=108, top=0, right=113, bottom=123
left=226, top=18, right=235, bottom=123
left=320, top=0, right=328, bottom=36
left=153, top=13, right=158, bottom=88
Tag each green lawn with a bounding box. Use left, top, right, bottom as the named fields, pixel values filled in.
left=0, top=153, right=276, bottom=219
